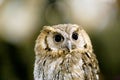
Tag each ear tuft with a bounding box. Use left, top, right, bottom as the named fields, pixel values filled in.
left=43, top=26, right=55, bottom=33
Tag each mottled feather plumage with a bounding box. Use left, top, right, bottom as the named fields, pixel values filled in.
left=34, top=24, right=100, bottom=80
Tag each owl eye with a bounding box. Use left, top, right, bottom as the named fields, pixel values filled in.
left=54, top=34, right=64, bottom=42
left=72, top=32, right=78, bottom=40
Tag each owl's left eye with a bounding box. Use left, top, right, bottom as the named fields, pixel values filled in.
left=54, top=34, right=64, bottom=42
left=72, top=32, right=78, bottom=40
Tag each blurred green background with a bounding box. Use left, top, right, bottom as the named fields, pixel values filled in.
left=0, top=0, right=120, bottom=80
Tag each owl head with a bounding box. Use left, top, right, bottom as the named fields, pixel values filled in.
left=35, top=24, right=93, bottom=55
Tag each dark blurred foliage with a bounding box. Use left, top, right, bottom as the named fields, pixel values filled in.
left=0, top=0, right=120, bottom=80
left=0, top=40, right=30, bottom=80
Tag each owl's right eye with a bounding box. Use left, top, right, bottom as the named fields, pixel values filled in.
left=54, top=34, right=64, bottom=42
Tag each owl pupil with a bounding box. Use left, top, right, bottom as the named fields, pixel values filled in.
left=72, top=32, right=78, bottom=40
left=54, top=34, right=63, bottom=42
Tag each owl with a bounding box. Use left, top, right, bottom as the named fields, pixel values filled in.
left=34, top=24, right=100, bottom=80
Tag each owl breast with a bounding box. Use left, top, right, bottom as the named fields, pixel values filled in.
left=34, top=50, right=99, bottom=80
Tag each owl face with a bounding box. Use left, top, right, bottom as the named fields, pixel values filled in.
left=35, top=24, right=92, bottom=54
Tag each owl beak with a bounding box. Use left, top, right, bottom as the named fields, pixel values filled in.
left=66, top=40, right=72, bottom=52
